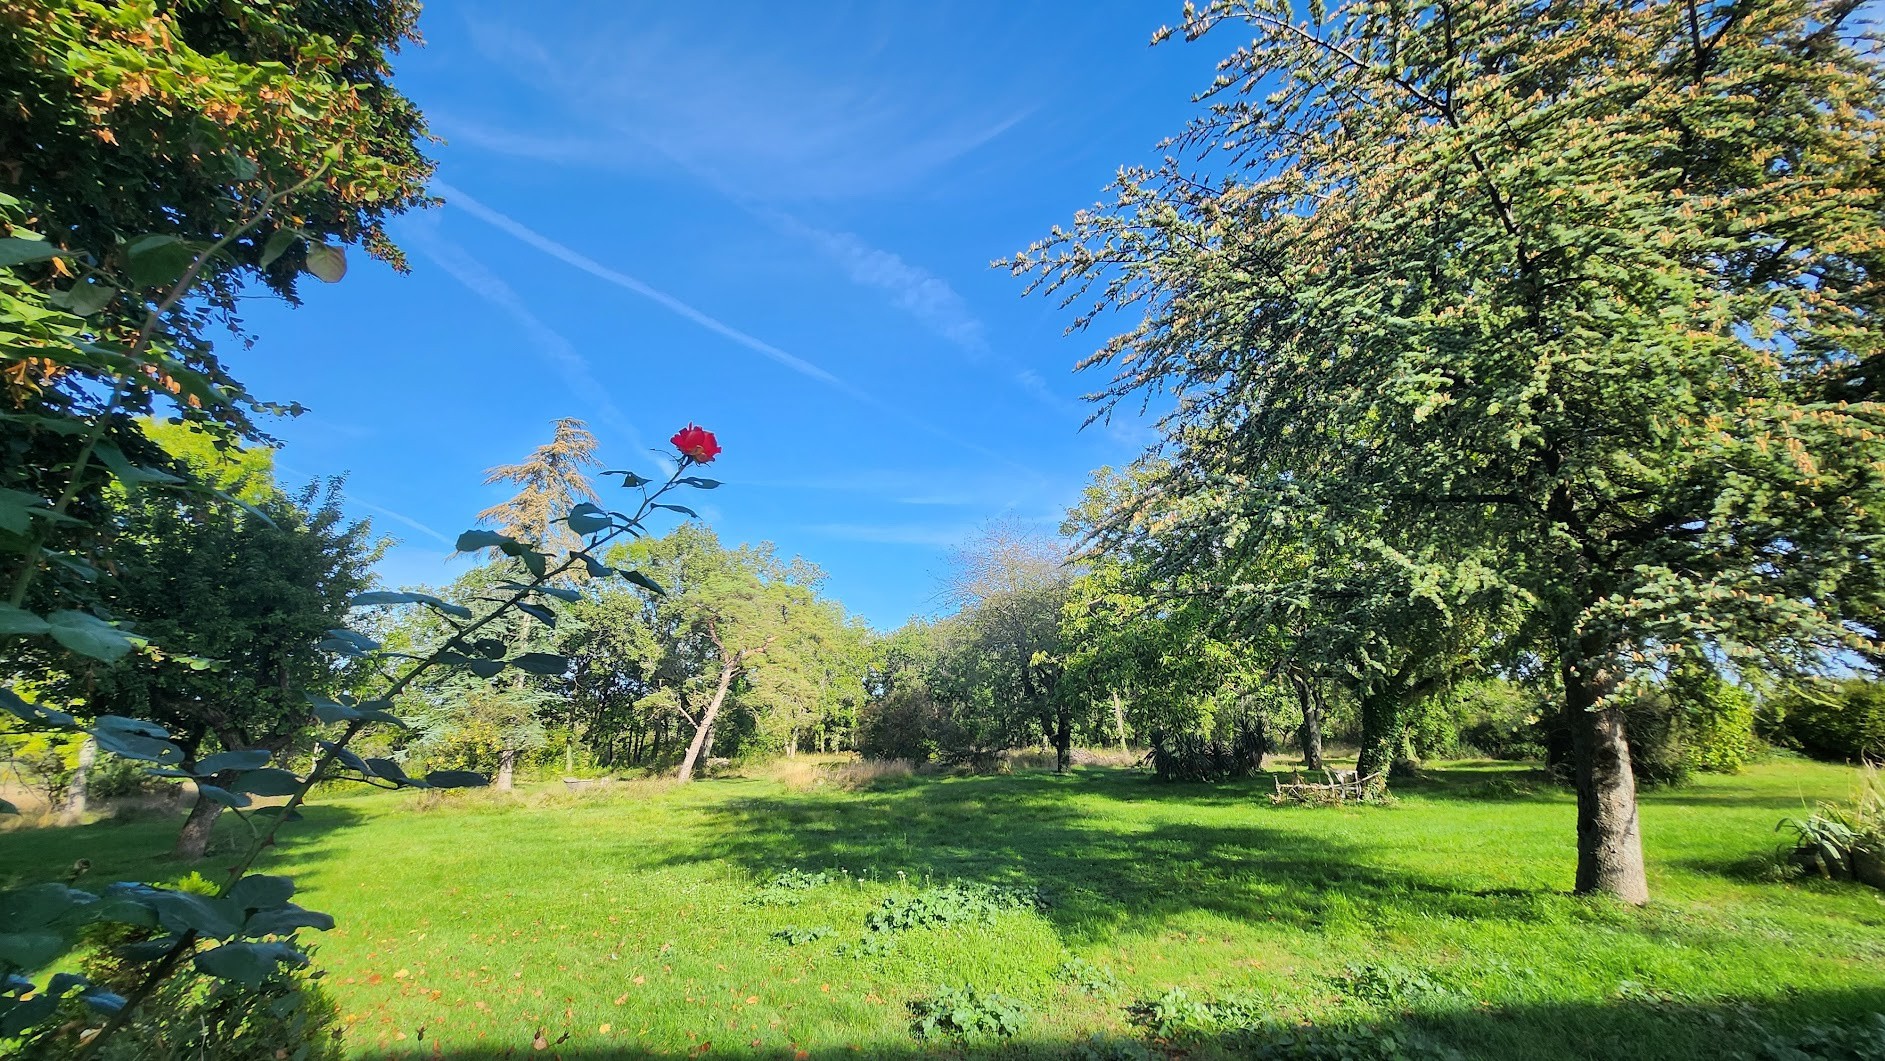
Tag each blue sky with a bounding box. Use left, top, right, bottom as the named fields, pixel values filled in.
left=233, top=2, right=1221, bottom=630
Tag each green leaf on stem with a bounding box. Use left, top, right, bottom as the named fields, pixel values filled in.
left=193, top=941, right=307, bottom=987
left=229, top=767, right=301, bottom=797
left=566, top=502, right=613, bottom=535
left=196, top=749, right=271, bottom=774
left=45, top=610, right=138, bottom=662
left=349, top=591, right=473, bottom=620
left=0, top=236, right=68, bottom=267
left=511, top=652, right=568, bottom=676
left=0, top=605, right=50, bottom=636
left=422, top=770, right=488, bottom=789
left=455, top=529, right=516, bottom=552
left=621, top=570, right=667, bottom=596
left=303, top=244, right=346, bottom=283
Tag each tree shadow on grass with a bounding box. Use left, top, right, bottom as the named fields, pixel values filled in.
left=658, top=770, right=1563, bottom=947
left=397, top=986, right=1885, bottom=1061
left=0, top=800, right=369, bottom=892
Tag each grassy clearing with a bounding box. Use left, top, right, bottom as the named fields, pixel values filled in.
left=3, top=756, right=1882, bottom=1059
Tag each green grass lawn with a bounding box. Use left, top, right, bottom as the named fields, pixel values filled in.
left=4, top=756, right=1883, bottom=1059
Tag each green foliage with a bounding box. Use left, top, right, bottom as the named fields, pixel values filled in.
left=747, top=869, right=836, bottom=906
left=1018, top=0, right=1885, bottom=899
left=1147, top=715, right=1269, bottom=782
left=1055, top=957, right=1122, bottom=999
left=1, top=758, right=1881, bottom=1057
left=1329, top=963, right=1458, bottom=1010
left=1778, top=764, right=1885, bottom=884
left=864, top=881, right=1045, bottom=934
left=768, top=925, right=833, bottom=946
left=1746, top=1014, right=1885, bottom=1060
left=1766, top=680, right=1885, bottom=764
left=907, top=983, right=1029, bottom=1041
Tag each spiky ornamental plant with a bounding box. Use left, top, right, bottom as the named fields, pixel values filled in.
left=1015, top=0, right=1885, bottom=902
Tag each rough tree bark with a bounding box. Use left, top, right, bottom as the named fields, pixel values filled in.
left=1289, top=672, right=1325, bottom=771
left=1563, top=654, right=1648, bottom=904
left=494, top=748, right=519, bottom=792
left=1110, top=690, right=1130, bottom=754
left=62, top=736, right=96, bottom=821
left=677, top=622, right=773, bottom=783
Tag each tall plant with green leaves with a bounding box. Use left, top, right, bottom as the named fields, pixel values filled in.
left=1015, top=0, right=1885, bottom=901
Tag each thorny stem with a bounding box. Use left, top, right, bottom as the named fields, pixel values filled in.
left=74, top=461, right=695, bottom=1057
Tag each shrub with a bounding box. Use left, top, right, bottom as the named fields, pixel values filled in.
left=1148, top=719, right=1268, bottom=783
left=748, top=869, right=836, bottom=906
left=865, top=881, right=1044, bottom=933
left=1055, top=957, right=1122, bottom=998
left=1540, top=664, right=1759, bottom=787
left=1766, top=680, right=1885, bottom=763
left=18, top=918, right=344, bottom=1061
left=908, top=984, right=1029, bottom=1041
left=1778, top=763, right=1885, bottom=888
left=769, top=925, right=833, bottom=946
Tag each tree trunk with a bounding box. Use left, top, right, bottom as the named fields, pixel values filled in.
left=1564, top=658, right=1649, bottom=904
left=63, top=736, right=97, bottom=820
left=1354, top=690, right=1397, bottom=790
left=495, top=748, right=518, bottom=792
left=174, top=785, right=226, bottom=860
left=1291, top=675, right=1325, bottom=771
left=1054, top=702, right=1072, bottom=773
left=1110, top=690, right=1130, bottom=754
left=678, top=660, right=738, bottom=783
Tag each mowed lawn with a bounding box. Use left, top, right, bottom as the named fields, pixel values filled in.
left=4, top=757, right=1883, bottom=1059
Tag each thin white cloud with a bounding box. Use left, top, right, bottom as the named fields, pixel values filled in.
left=401, top=218, right=658, bottom=462
left=458, top=15, right=1030, bottom=200
left=349, top=498, right=457, bottom=548
left=432, top=181, right=1041, bottom=474
left=769, top=214, right=988, bottom=355
left=803, top=522, right=978, bottom=547
left=433, top=180, right=860, bottom=398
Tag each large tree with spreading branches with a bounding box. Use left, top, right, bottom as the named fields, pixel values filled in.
left=1016, top=0, right=1885, bottom=902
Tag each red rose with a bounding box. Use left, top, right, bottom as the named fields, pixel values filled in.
left=670, top=423, right=721, bottom=464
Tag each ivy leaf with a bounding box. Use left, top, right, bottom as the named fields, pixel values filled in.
left=45, top=610, right=137, bottom=662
